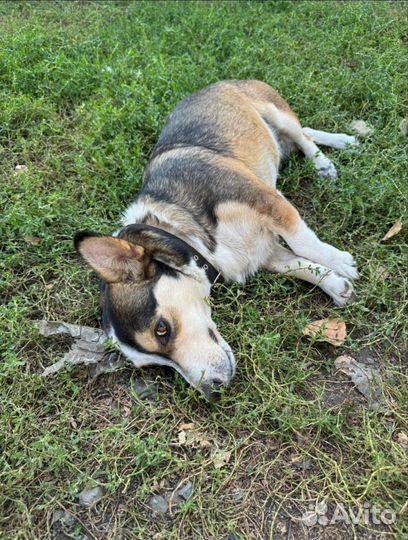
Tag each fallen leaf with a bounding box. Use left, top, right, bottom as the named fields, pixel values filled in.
left=290, top=454, right=313, bottom=470
left=350, top=119, right=374, bottom=137
left=377, top=265, right=389, bottom=280
left=396, top=431, right=408, bottom=451
left=179, top=422, right=196, bottom=431
left=211, top=449, right=232, bottom=469
left=37, top=320, right=123, bottom=377
left=303, top=319, right=346, bottom=346
left=197, top=435, right=212, bottom=448
left=23, top=235, right=41, bottom=246
left=177, top=422, right=212, bottom=447
left=334, top=355, right=384, bottom=407
left=382, top=219, right=403, bottom=242
left=122, top=405, right=132, bottom=418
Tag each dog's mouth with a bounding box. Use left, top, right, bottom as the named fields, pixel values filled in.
left=109, top=328, right=236, bottom=401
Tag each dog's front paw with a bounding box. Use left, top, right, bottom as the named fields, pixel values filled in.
left=327, top=249, right=359, bottom=280
left=322, top=273, right=357, bottom=307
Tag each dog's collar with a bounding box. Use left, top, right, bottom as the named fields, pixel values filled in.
left=119, top=224, right=223, bottom=285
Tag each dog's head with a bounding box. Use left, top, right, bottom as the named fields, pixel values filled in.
left=74, top=225, right=235, bottom=400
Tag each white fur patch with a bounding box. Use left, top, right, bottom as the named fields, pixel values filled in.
left=213, top=202, right=278, bottom=282
left=283, top=221, right=359, bottom=280
left=303, top=127, right=359, bottom=149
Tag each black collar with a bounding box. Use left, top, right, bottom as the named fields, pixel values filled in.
left=186, top=240, right=223, bottom=285
left=119, top=224, right=223, bottom=285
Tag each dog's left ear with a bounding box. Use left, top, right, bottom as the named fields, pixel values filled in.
left=74, top=231, right=153, bottom=283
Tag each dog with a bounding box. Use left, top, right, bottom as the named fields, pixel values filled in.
left=75, top=80, right=359, bottom=401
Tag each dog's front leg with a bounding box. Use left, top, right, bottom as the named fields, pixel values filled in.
left=279, top=219, right=359, bottom=281
left=264, top=243, right=356, bottom=306
left=252, top=185, right=358, bottom=281
left=221, top=168, right=358, bottom=284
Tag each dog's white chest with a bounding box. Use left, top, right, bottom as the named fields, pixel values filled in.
left=213, top=203, right=277, bottom=283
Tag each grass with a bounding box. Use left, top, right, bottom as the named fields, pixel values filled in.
left=0, top=1, right=407, bottom=539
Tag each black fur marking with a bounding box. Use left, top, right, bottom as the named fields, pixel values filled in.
left=104, top=282, right=158, bottom=348
left=73, top=230, right=101, bottom=251
left=208, top=328, right=218, bottom=343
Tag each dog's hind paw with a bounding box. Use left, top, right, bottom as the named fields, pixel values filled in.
left=318, top=161, right=338, bottom=180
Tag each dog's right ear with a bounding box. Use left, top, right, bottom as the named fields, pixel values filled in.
left=74, top=231, right=150, bottom=283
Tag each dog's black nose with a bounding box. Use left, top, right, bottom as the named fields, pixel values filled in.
left=202, top=378, right=225, bottom=402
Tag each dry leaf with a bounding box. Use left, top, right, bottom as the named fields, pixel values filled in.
left=197, top=435, right=212, bottom=448
left=396, top=431, right=408, bottom=450
left=212, top=449, right=232, bottom=469
left=350, top=119, right=374, bottom=137
left=24, top=235, right=41, bottom=246
left=179, top=422, right=196, bottom=431
left=123, top=405, right=132, bottom=418
left=37, top=320, right=124, bottom=377
left=334, top=355, right=384, bottom=407
left=303, top=319, right=346, bottom=346
left=290, top=454, right=312, bottom=470
left=177, top=426, right=212, bottom=448
left=382, top=219, right=403, bottom=242
left=377, top=265, right=389, bottom=280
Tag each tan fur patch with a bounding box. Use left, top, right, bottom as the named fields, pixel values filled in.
left=79, top=236, right=145, bottom=283
left=213, top=156, right=300, bottom=234
left=229, top=79, right=299, bottom=119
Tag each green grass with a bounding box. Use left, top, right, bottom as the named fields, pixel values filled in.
left=0, top=1, right=407, bottom=539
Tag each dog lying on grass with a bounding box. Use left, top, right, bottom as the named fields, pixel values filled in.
left=75, top=80, right=358, bottom=401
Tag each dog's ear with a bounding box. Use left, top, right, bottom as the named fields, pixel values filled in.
left=74, top=231, right=153, bottom=283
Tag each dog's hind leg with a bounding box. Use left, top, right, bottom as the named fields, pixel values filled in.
left=302, top=127, right=358, bottom=150
left=258, top=103, right=356, bottom=180
left=268, top=108, right=341, bottom=179
left=231, top=80, right=358, bottom=179
left=264, top=244, right=356, bottom=306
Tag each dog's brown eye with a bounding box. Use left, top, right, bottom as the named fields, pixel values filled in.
left=155, top=320, right=169, bottom=338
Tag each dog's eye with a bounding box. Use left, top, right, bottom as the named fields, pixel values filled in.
left=155, top=320, right=170, bottom=339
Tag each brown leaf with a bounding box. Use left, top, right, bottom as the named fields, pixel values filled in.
left=396, top=431, right=408, bottom=450
left=177, top=426, right=212, bottom=448
left=122, top=405, right=132, bottom=418
left=179, top=422, right=195, bottom=431
left=382, top=219, right=403, bottom=242
left=211, top=449, right=231, bottom=469
left=303, top=319, right=346, bottom=346
left=24, top=235, right=41, bottom=246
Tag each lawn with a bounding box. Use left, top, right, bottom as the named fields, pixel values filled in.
left=0, top=1, right=407, bottom=539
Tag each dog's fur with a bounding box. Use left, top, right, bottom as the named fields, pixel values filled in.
left=75, top=80, right=359, bottom=400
